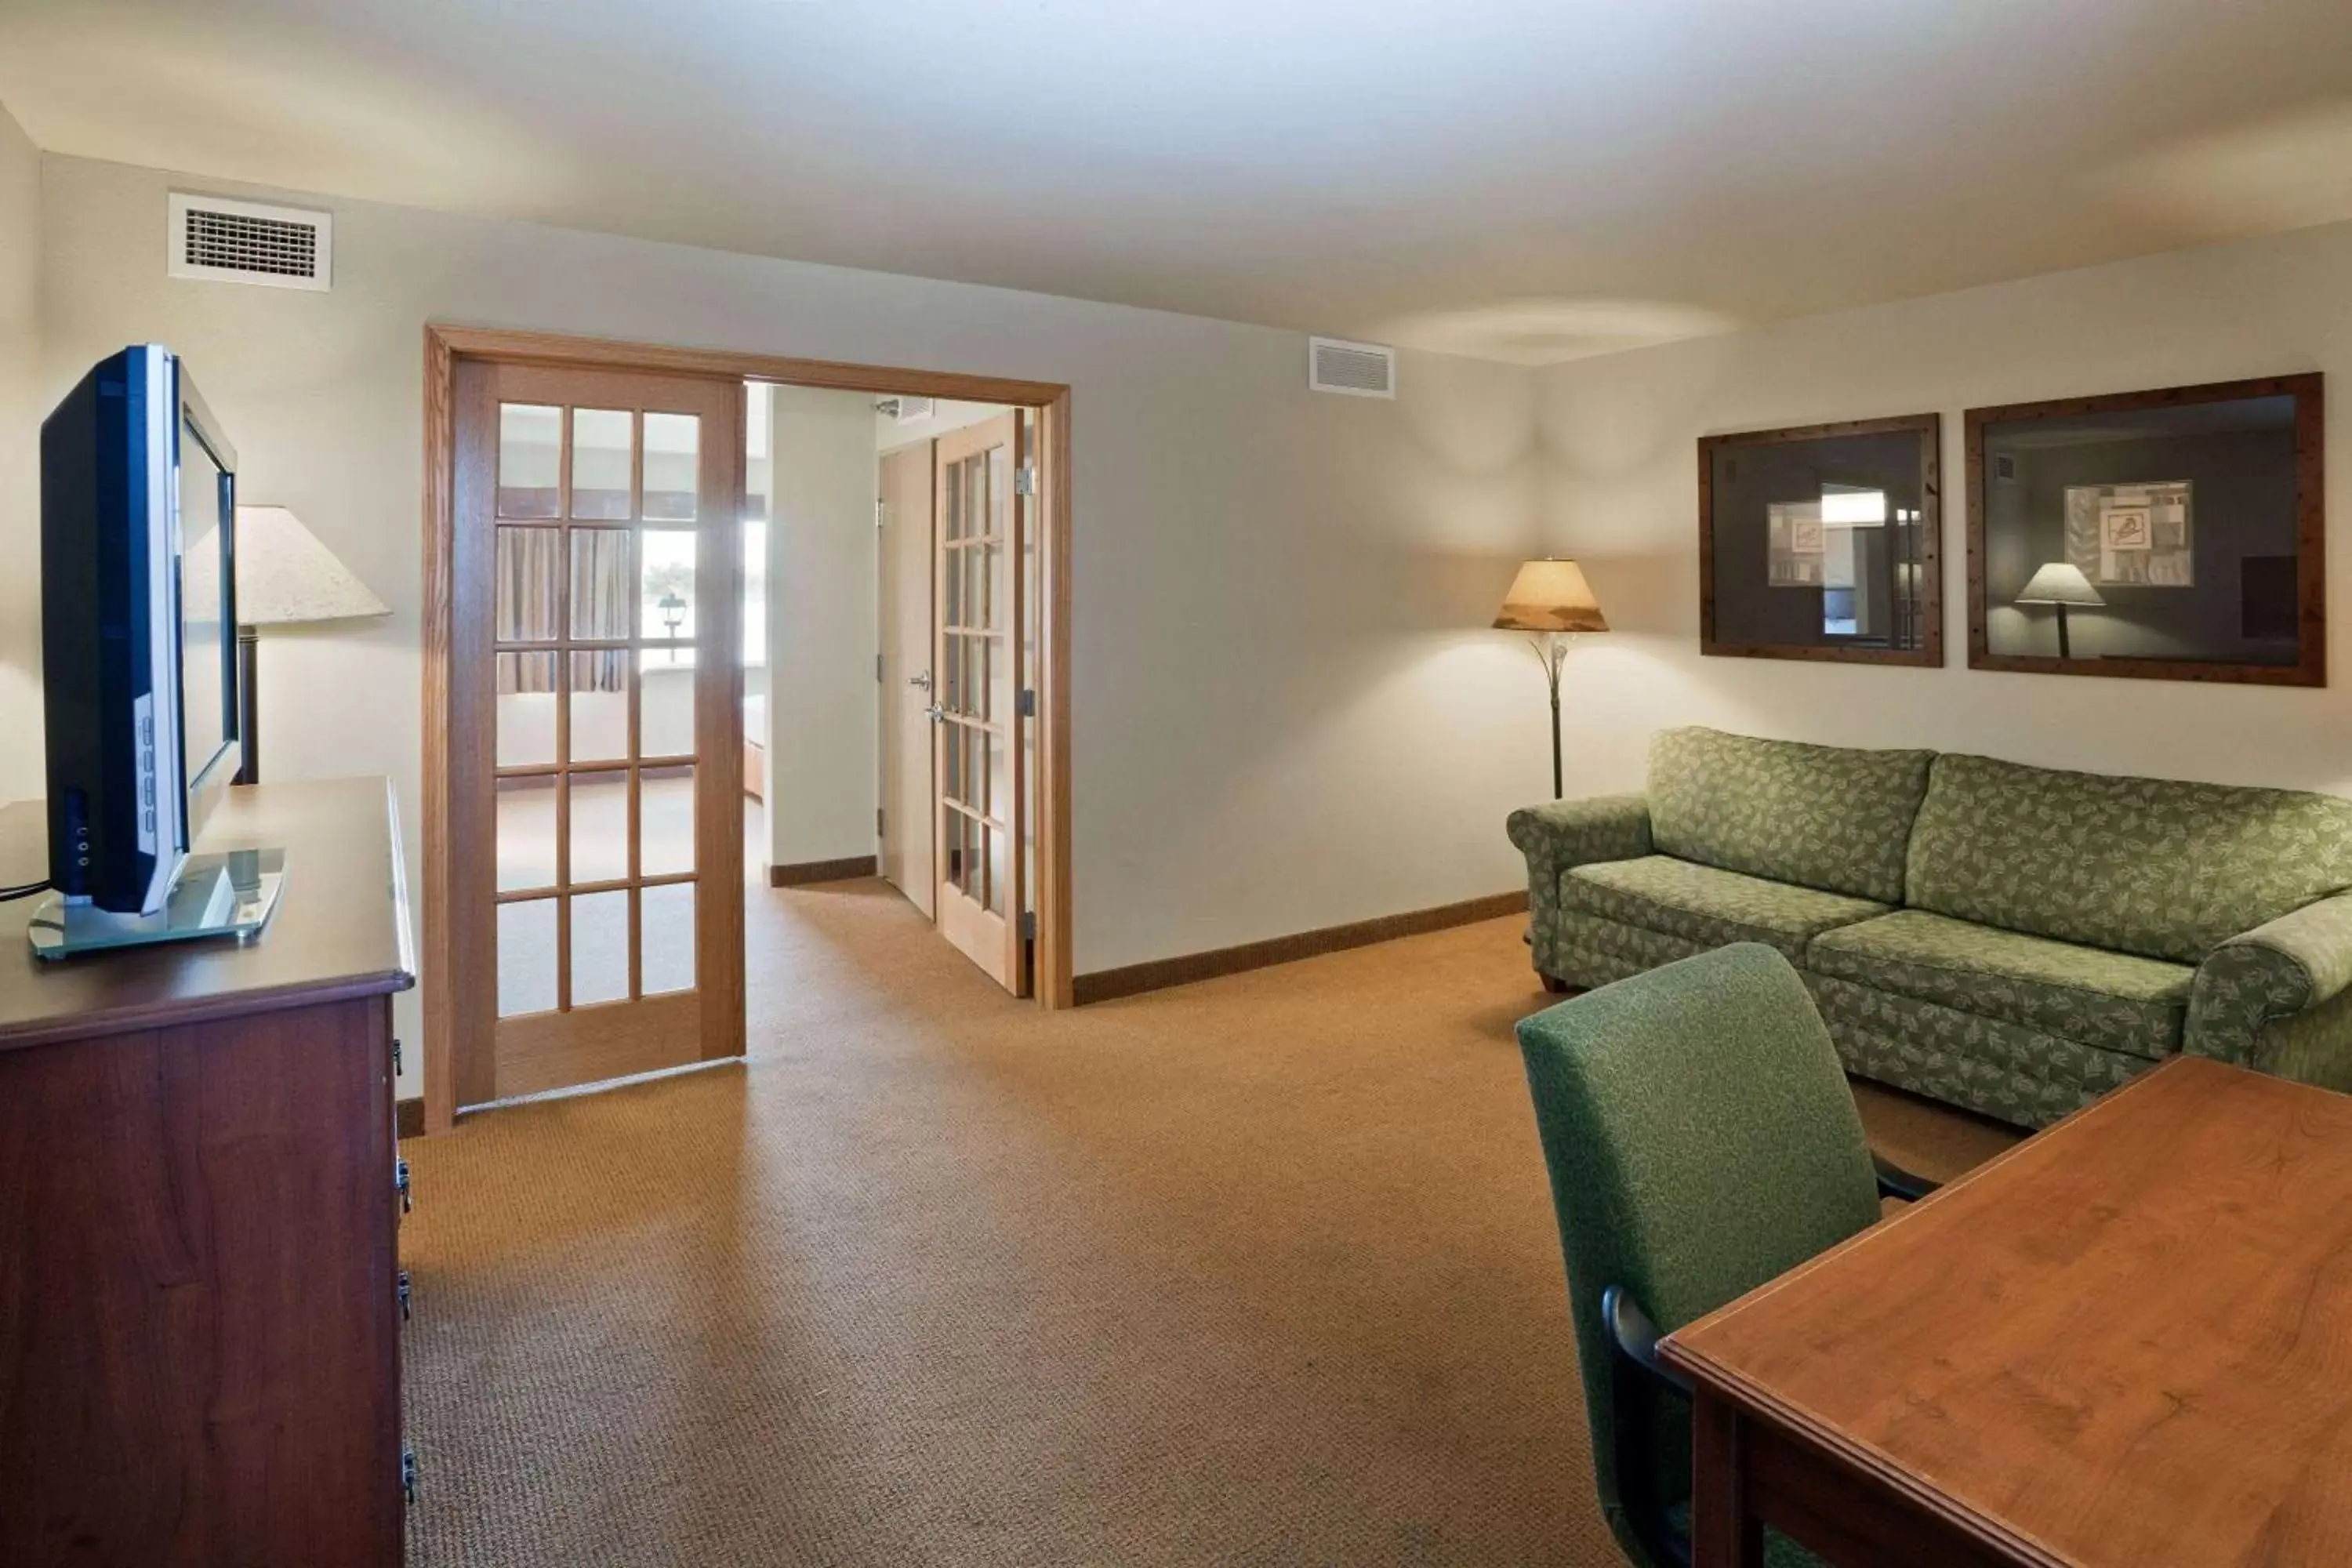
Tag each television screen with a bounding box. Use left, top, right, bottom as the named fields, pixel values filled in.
left=40, top=345, right=241, bottom=916
left=179, top=416, right=233, bottom=791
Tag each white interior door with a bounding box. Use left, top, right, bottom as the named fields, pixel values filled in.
left=877, top=441, right=935, bottom=916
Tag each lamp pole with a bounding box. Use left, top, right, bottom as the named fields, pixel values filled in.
left=1530, top=633, right=1570, bottom=799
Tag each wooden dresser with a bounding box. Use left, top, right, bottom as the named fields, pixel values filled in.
left=0, top=778, right=417, bottom=1567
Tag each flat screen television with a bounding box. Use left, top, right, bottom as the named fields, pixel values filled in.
left=40, top=345, right=242, bottom=916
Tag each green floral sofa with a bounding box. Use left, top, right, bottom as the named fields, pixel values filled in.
left=1508, top=727, right=2352, bottom=1127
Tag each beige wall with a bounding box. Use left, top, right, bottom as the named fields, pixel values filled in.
left=0, top=103, right=38, bottom=806
left=767, top=384, right=880, bottom=869
left=24, top=154, right=1546, bottom=1100
left=1535, top=214, right=2352, bottom=802
left=14, top=143, right=2352, bottom=1110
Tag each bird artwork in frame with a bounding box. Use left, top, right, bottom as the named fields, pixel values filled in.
left=2066, top=481, right=2193, bottom=587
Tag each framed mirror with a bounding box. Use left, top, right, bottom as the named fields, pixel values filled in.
left=1699, top=414, right=1941, bottom=666
left=1966, top=375, right=2323, bottom=686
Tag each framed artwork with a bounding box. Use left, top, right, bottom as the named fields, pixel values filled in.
left=2065, top=481, right=2193, bottom=586
left=1966, top=374, right=2324, bottom=686
left=1700, top=413, right=1941, bottom=666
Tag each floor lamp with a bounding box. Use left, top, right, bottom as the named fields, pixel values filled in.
left=230, top=506, right=392, bottom=784
left=1494, top=559, right=1610, bottom=799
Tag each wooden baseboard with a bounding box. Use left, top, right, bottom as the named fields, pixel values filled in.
left=1073, top=889, right=1530, bottom=1006
left=395, top=1097, right=425, bottom=1139
left=769, top=855, right=878, bottom=887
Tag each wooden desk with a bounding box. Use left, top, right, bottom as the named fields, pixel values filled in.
left=1661, top=1055, right=2352, bottom=1568
left=0, top=779, right=416, bottom=1567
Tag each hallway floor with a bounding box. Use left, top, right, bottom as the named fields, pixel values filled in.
left=398, top=878, right=2017, bottom=1566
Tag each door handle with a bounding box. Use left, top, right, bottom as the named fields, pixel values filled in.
left=908, top=670, right=934, bottom=692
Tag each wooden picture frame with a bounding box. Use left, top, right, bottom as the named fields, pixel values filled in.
left=1965, top=374, right=2324, bottom=686
left=1699, top=413, right=1943, bottom=666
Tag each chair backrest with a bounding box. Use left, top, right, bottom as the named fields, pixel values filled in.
left=1516, top=943, right=1882, bottom=1566
left=1646, top=726, right=1933, bottom=904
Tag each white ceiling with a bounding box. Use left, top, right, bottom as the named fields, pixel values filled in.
left=4, top=0, right=2350, bottom=364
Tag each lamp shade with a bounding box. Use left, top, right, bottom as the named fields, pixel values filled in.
left=1494, top=558, right=1609, bottom=633
left=230, top=506, right=392, bottom=627
left=2014, top=561, right=2105, bottom=608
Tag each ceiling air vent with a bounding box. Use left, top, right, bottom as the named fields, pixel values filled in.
left=168, top=194, right=332, bottom=291
left=1308, top=336, right=1396, bottom=399
left=875, top=396, right=938, bottom=423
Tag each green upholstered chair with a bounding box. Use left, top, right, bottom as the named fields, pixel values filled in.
left=1516, top=942, right=1934, bottom=1568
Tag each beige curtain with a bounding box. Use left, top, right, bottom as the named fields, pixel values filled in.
left=495, top=528, right=632, bottom=694
left=570, top=531, right=631, bottom=692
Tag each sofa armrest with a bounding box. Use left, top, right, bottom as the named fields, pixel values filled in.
left=1507, top=793, right=1653, bottom=888
left=2187, top=889, right=2352, bottom=1072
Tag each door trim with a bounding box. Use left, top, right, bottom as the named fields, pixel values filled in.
left=423, top=325, right=1077, bottom=1134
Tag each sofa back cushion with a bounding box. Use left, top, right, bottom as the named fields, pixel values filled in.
left=1646, top=728, right=1933, bottom=904
left=1905, top=753, right=2352, bottom=963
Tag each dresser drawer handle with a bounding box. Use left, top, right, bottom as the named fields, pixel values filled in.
left=401, top=1445, right=418, bottom=1506
left=395, top=1158, right=412, bottom=1215
left=397, top=1269, right=412, bottom=1323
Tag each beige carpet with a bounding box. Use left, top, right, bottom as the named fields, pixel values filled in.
left=399, top=880, right=2020, bottom=1567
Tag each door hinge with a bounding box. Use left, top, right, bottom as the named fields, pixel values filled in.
left=1018, top=909, right=1037, bottom=941
left=1018, top=688, right=1037, bottom=718
left=877, top=652, right=884, bottom=683
left=876, top=499, right=887, bottom=527
left=877, top=806, right=886, bottom=837
left=1014, top=463, right=1036, bottom=497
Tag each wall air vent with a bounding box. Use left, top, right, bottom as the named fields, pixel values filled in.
left=1308, top=336, right=1396, bottom=399
left=875, top=396, right=937, bottom=423
left=168, top=194, right=332, bottom=291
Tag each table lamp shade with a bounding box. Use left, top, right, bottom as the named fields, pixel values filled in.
left=1494, top=558, right=1609, bottom=633
left=230, top=506, right=391, bottom=627
left=2015, top=561, right=2105, bottom=608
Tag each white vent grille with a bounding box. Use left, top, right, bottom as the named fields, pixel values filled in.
left=168, top=194, right=332, bottom=291
left=876, top=396, right=937, bottom=423
left=1308, top=336, right=1396, bottom=399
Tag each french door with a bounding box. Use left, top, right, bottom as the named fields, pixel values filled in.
left=456, top=361, right=745, bottom=1101
left=932, top=412, right=1029, bottom=995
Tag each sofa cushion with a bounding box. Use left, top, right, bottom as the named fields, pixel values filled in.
left=1904, top=753, right=2352, bottom=964
left=1647, top=728, right=1933, bottom=904
left=1806, top=975, right=2151, bottom=1130
left=1809, top=911, right=2191, bottom=1060
left=1563, top=855, right=1889, bottom=964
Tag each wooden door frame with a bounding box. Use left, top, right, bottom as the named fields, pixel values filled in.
left=422, top=325, right=1076, bottom=1134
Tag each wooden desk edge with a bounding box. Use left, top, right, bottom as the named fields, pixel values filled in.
left=0, top=777, right=420, bottom=1053
left=0, top=967, right=417, bottom=1051
left=1661, top=1058, right=2197, bottom=1366
left=1658, top=1060, right=2213, bottom=1568
left=1671, top=1349, right=2074, bottom=1567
